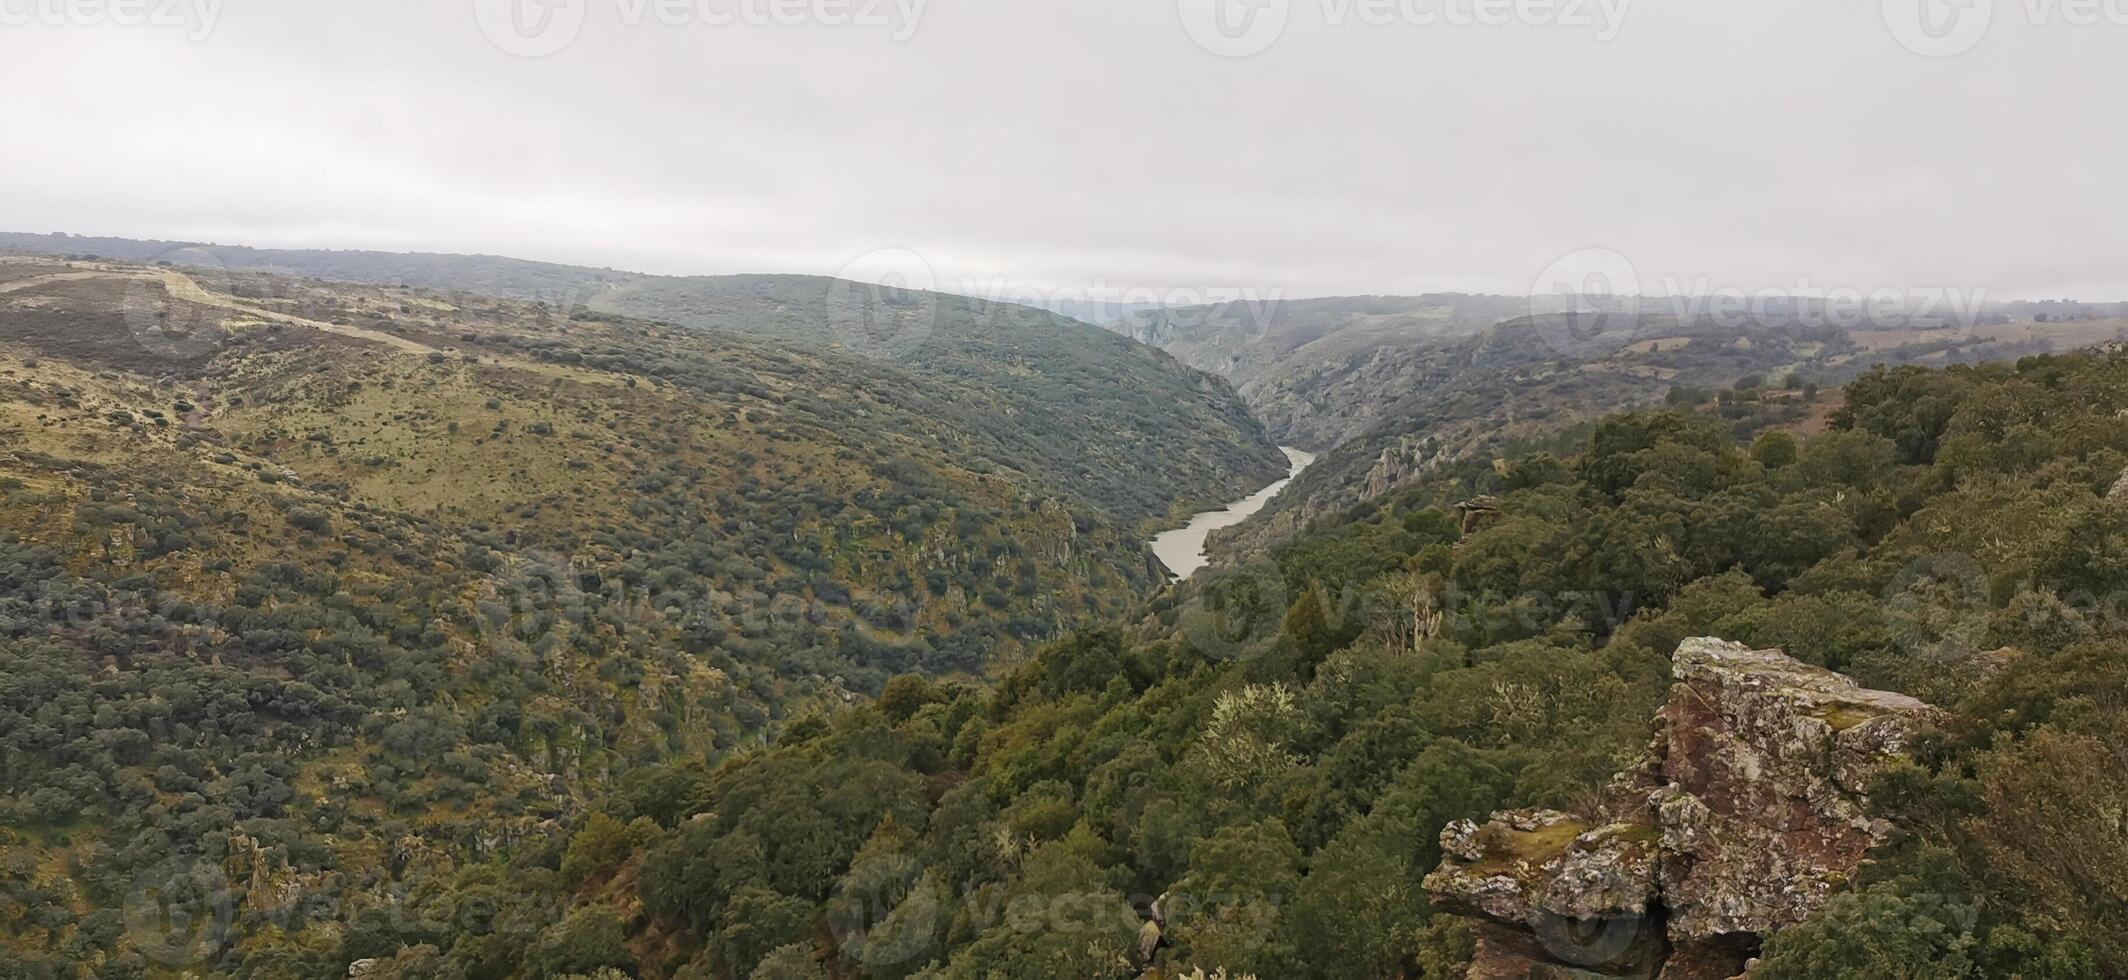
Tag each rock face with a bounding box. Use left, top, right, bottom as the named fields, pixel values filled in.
left=1424, top=639, right=1942, bottom=979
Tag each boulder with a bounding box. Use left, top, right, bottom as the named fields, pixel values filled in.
left=1646, top=639, right=1938, bottom=944
left=1424, top=639, right=1942, bottom=979
left=1451, top=495, right=1504, bottom=535
left=1424, top=809, right=1666, bottom=977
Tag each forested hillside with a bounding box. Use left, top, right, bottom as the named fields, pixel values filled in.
left=0, top=252, right=1280, bottom=978
left=1207, top=309, right=2128, bottom=555
left=137, top=348, right=2121, bottom=979
left=1116, top=293, right=2128, bottom=455
left=1110, top=295, right=1522, bottom=420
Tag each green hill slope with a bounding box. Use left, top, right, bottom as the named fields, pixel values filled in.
left=1124, top=300, right=2128, bottom=556
left=344, top=348, right=2126, bottom=980
left=0, top=233, right=1288, bottom=531
left=0, top=250, right=1281, bottom=978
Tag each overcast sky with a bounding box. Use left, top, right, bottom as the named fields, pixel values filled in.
left=2, top=0, right=2122, bottom=302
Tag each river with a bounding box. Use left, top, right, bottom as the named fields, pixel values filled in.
left=1150, top=447, right=1317, bottom=581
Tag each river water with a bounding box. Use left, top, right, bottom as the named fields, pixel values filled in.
left=1150, top=447, right=1317, bottom=581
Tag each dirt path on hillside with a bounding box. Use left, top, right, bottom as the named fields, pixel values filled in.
left=4, top=265, right=633, bottom=386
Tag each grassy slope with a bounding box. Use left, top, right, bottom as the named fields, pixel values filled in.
left=0, top=234, right=1291, bottom=527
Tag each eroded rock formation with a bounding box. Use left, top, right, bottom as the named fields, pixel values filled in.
left=1424, top=638, right=1941, bottom=979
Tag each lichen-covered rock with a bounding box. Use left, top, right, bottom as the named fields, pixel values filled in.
left=1648, top=639, right=1939, bottom=943
left=1423, top=639, right=1942, bottom=979
left=1424, top=811, right=1664, bottom=975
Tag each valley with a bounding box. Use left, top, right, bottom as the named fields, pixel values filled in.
left=1149, top=446, right=1315, bottom=581
left=7, top=4, right=2122, bottom=977
left=4, top=239, right=2127, bottom=980
left=1117, top=295, right=2128, bottom=555
left=0, top=246, right=1289, bottom=978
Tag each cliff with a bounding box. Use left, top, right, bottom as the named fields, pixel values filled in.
left=1423, top=638, right=1942, bottom=979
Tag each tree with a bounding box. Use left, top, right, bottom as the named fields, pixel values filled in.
left=1750, top=431, right=1799, bottom=469
left=877, top=674, right=942, bottom=723
left=1167, top=820, right=1303, bottom=977
left=1968, top=726, right=2128, bottom=963
left=524, top=907, right=634, bottom=978
left=1754, top=884, right=1978, bottom=979
left=1280, top=584, right=1337, bottom=669
left=560, top=812, right=642, bottom=888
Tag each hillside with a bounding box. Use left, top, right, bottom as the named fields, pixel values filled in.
left=1233, top=311, right=2128, bottom=552
left=1118, top=293, right=2128, bottom=455
left=0, top=233, right=1287, bottom=531
left=0, top=250, right=1287, bottom=674
left=1111, top=295, right=1522, bottom=448
left=1114, top=292, right=2128, bottom=556
left=0, top=251, right=1282, bottom=978
left=188, top=347, right=2122, bottom=979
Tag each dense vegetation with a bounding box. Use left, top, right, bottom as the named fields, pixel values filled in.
left=104, top=347, right=2114, bottom=979
left=2, top=245, right=2123, bottom=978
left=1218, top=309, right=2128, bottom=555
left=0, top=254, right=1281, bottom=977
left=1116, top=290, right=2128, bottom=569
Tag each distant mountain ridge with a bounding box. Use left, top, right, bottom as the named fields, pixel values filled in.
left=1115, top=290, right=2128, bottom=557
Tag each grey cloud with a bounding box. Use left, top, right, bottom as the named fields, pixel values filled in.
left=0, top=0, right=2120, bottom=302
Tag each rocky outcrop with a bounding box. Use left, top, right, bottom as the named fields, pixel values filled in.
left=1451, top=496, right=1503, bottom=535
left=2109, top=465, right=2128, bottom=502
left=1424, top=639, right=1941, bottom=979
